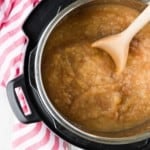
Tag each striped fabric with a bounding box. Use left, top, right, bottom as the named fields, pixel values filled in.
left=0, top=0, right=69, bottom=149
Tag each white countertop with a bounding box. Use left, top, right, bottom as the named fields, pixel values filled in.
left=0, top=87, right=14, bottom=149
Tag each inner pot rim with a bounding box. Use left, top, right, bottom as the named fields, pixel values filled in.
left=34, top=0, right=150, bottom=145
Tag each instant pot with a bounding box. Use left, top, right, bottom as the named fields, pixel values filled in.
left=7, top=0, right=150, bottom=149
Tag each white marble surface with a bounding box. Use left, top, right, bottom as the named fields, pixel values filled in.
left=0, top=87, right=14, bottom=150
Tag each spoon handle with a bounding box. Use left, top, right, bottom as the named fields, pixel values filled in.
left=124, top=4, right=150, bottom=40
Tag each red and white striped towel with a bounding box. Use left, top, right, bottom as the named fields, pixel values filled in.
left=0, top=0, right=69, bottom=149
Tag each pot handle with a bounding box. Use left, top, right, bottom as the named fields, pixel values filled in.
left=7, top=75, right=40, bottom=123
left=23, top=0, right=75, bottom=46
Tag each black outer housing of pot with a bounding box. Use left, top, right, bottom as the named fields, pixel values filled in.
left=6, top=0, right=150, bottom=149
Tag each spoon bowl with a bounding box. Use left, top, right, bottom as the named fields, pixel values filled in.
left=92, top=4, right=150, bottom=73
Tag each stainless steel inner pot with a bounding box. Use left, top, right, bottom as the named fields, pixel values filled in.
left=35, top=0, right=150, bottom=145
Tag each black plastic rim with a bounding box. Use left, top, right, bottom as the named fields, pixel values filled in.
left=21, top=0, right=150, bottom=149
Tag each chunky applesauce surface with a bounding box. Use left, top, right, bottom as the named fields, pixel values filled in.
left=42, top=4, right=150, bottom=132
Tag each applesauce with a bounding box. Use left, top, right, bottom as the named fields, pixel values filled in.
left=42, top=4, right=150, bottom=133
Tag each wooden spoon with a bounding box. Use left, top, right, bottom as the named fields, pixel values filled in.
left=92, top=4, right=150, bottom=73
